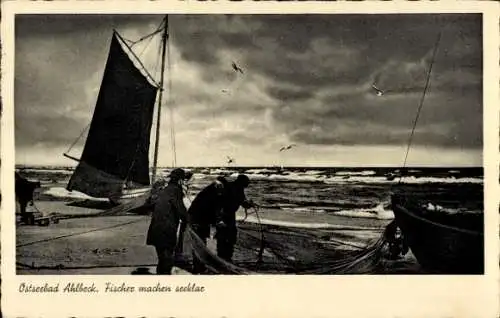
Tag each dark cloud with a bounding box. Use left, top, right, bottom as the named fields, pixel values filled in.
left=267, top=86, right=315, bottom=102
left=16, top=14, right=161, bottom=38
left=273, top=86, right=482, bottom=148
left=15, top=13, right=482, bottom=164
left=243, top=14, right=481, bottom=89
left=15, top=113, right=87, bottom=147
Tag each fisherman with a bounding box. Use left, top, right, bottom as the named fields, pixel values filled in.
left=184, top=176, right=227, bottom=274
left=146, top=168, right=192, bottom=275
left=15, top=172, right=41, bottom=225
left=215, top=174, right=254, bottom=263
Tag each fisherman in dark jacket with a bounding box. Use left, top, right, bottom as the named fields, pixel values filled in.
left=146, top=168, right=192, bottom=275
left=15, top=172, right=41, bottom=224
left=185, top=176, right=226, bottom=274
left=215, top=174, right=254, bottom=262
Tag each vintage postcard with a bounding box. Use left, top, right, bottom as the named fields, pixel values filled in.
left=1, top=1, right=499, bottom=317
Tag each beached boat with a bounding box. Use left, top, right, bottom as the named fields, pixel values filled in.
left=386, top=29, right=484, bottom=274
left=64, top=17, right=171, bottom=205
left=391, top=194, right=484, bottom=274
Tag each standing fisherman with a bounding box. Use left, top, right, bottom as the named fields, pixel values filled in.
left=146, top=168, right=192, bottom=275
left=15, top=172, right=41, bottom=225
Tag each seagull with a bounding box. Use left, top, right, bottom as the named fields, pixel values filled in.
left=371, top=84, right=384, bottom=96
left=226, top=156, right=235, bottom=164
left=232, top=61, right=244, bottom=74
left=221, top=89, right=230, bottom=94
left=279, top=144, right=296, bottom=152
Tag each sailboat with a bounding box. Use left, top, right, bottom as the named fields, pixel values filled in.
left=64, top=17, right=171, bottom=205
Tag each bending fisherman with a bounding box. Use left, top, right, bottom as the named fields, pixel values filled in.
left=146, top=168, right=192, bottom=275
left=215, top=174, right=255, bottom=263
left=185, top=176, right=227, bottom=274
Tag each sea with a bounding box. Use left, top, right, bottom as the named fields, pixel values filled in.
left=18, top=165, right=484, bottom=221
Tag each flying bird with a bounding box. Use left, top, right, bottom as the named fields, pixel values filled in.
left=226, top=156, right=235, bottom=164
left=232, top=62, right=244, bottom=74
left=279, top=144, right=296, bottom=152
left=371, top=84, right=384, bottom=96
left=221, top=89, right=229, bottom=94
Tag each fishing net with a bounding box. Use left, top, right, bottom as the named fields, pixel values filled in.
left=177, top=209, right=389, bottom=275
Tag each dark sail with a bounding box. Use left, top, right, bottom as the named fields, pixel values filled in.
left=67, top=32, right=158, bottom=198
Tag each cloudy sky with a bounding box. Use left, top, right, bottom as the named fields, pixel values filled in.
left=15, top=14, right=482, bottom=167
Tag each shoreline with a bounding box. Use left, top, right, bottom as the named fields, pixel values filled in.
left=17, top=199, right=397, bottom=275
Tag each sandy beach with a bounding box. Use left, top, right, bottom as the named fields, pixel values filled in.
left=17, top=200, right=182, bottom=275
left=16, top=199, right=417, bottom=275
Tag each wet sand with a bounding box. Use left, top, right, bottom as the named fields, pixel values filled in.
left=17, top=200, right=414, bottom=275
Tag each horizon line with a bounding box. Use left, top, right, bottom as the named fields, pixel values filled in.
left=14, top=164, right=484, bottom=169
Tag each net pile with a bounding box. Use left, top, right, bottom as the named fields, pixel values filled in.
left=183, top=220, right=388, bottom=275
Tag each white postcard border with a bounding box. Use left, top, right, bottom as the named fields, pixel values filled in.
left=1, top=1, right=499, bottom=317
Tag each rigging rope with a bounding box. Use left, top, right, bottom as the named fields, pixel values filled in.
left=122, top=19, right=165, bottom=48
left=152, top=36, right=162, bottom=81
left=115, top=31, right=160, bottom=88
left=248, top=205, right=266, bottom=264
left=65, top=122, right=91, bottom=156
left=16, top=261, right=158, bottom=271
left=137, top=30, right=157, bottom=61
left=166, top=23, right=177, bottom=168
left=16, top=217, right=147, bottom=248
left=398, top=31, right=442, bottom=183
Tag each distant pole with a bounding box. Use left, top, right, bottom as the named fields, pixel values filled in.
left=152, top=15, right=168, bottom=184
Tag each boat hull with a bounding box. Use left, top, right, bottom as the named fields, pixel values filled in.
left=109, top=187, right=151, bottom=205
left=391, top=195, right=484, bottom=274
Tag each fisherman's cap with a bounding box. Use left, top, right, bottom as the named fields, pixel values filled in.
left=236, top=174, right=250, bottom=187
left=168, top=168, right=193, bottom=181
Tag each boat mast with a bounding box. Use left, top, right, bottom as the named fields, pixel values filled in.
left=152, top=15, right=169, bottom=184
